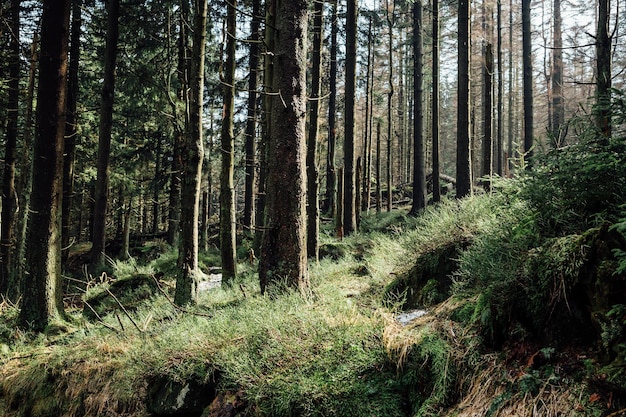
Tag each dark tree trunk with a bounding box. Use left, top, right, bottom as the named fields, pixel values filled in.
left=551, top=0, right=564, bottom=147
left=175, top=0, right=207, bottom=305
left=344, top=0, right=357, bottom=234
left=61, top=0, right=82, bottom=264
left=596, top=0, right=611, bottom=140
left=496, top=0, right=503, bottom=174
left=376, top=121, right=382, bottom=214
left=456, top=0, right=472, bottom=198
left=481, top=0, right=493, bottom=189
left=323, top=0, right=338, bottom=217
left=362, top=16, right=373, bottom=213
left=91, top=0, right=120, bottom=272
left=152, top=136, right=162, bottom=234
left=386, top=0, right=394, bottom=212
left=243, top=0, right=261, bottom=231
left=1, top=0, right=20, bottom=300
left=431, top=0, right=441, bottom=203
left=307, top=0, right=323, bottom=260
left=18, top=0, right=71, bottom=331
left=220, top=0, right=237, bottom=282
left=259, top=0, right=309, bottom=294
left=410, top=0, right=426, bottom=215
left=522, top=0, right=534, bottom=165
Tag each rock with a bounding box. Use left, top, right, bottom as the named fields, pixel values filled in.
left=147, top=377, right=218, bottom=416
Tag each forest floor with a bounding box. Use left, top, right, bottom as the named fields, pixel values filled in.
left=1, top=193, right=626, bottom=417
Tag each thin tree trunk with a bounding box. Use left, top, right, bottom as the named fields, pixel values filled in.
left=220, top=0, right=237, bottom=282
left=386, top=0, right=394, bottom=212
left=91, top=0, right=120, bottom=272
left=551, top=0, right=564, bottom=147
left=307, top=0, right=323, bottom=260
left=410, top=0, right=426, bottom=215
left=376, top=121, right=382, bottom=214
left=522, top=0, right=534, bottom=165
left=152, top=135, right=162, bottom=234
left=336, top=167, right=344, bottom=238
left=456, top=0, right=472, bottom=197
left=481, top=1, right=493, bottom=190
left=596, top=0, right=612, bottom=140
left=432, top=0, right=441, bottom=203
left=496, top=0, right=503, bottom=174
left=507, top=0, right=514, bottom=173
left=61, top=0, right=82, bottom=264
left=18, top=0, right=71, bottom=331
left=323, top=0, right=338, bottom=217
left=175, top=0, right=207, bottom=305
left=362, top=15, right=372, bottom=213
left=243, top=0, right=260, bottom=231
left=1, top=0, right=20, bottom=300
left=344, top=0, right=357, bottom=233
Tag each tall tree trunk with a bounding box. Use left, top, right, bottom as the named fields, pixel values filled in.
left=0, top=0, right=20, bottom=300
left=551, top=0, right=564, bottom=147
left=481, top=1, right=493, bottom=189
left=344, top=0, right=357, bottom=233
left=410, top=0, right=426, bottom=215
left=91, top=0, right=120, bottom=272
left=323, top=0, right=338, bottom=217
left=152, top=136, right=162, bottom=234
left=386, top=0, right=394, bottom=212
left=220, top=0, right=237, bottom=282
left=61, top=0, right=82, bottom=264
left=364, top=15, right=374, bottom=212
left=243, top=0, right=260, bottom=231
left=496, top=0, right=503, bottom=174
left=14, top=29, right=39, bottom=290
left=259, top=0, right=309, bottom=295
left=456, top=0, right=472, bottom=198
left=307, top=0, right=323, bottom=260
left=431, top=0, right=441, bottom=203
left=376, top=121, right=382, bottom=214
left=175, top=0, right=207, bottom=305
left=522, top=0, right=534, bottom=165
left=507, top=0, right=514, bottom=173
left=596, top=0, right=611, bottom=140
left=18, top=0, right=71, bottom=331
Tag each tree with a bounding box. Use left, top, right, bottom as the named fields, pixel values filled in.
left=522, top=0, right=533, bottom=164
left=243, top=0, right=261, bottom=231
left=323, top=0, right=338, bottom=217
left=344, top=0, right=358, bottom=233
left=220, top=0, right=237, bottom=282
left=307, top=0, right=323, bottom=260
left=551, top=0, right=564, bottom=146
left=385, top=0, right=395, bottom=211
left=431, top=0, right=441, bottom=203
left=259, top=0, right=309, bottom=294
left=0, top=0, right=20, bottom=300
left=18, top=0, right=72, bottom=331
left=175, top=0, right=208, bottom=305
left=410, top=0, right=426, bottom=215
left=456, top=0, right=472, bottom=198
left=62, top=0, right=83, bottom=263
left=596, top=0, right=611, bottom=139
left=91, top=0, right=121, bottom=272
left=481, top=0, right=493, bottom=188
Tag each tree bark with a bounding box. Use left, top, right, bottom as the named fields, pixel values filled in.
left=61, top=0, right=82, bottom=264
left=220, top=0, right=237, bottom=282
left=18, top=0, right=71, bottom=331
left=376, top=121, right=382, bottom=214
left=1, top=0, right=20, bottom=300
left=481, top=1, right=493, bottom=189
left=259, top=0, right=309, bottom=295
left=550, top=0, right=564, bottom=147
left=456, top=0, right=472, bottom=198
left=323, top=0, right=338, bottom=217
left=596, top=0, right=611, bottom=140
left=410, top=0, right=426, bottom=215
left=344, top=0, right=358, bottom=233
left=307, top=0, right=323, bottom=260
left=175, top=0, right=207, bottom=305
left=386, top=0, right=395, bottom=212
left=431, top=0, right=441, bottom=203
left=522, top=0, right=534, bottom=165
left=91, top=0, right=121, bottom=272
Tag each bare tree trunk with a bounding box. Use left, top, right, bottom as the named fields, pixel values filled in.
left=91, top=0, right=120, bottom=272
left=431, top=0, right=441, bottom=203
left=550, top=0, right=564, bottom=147
left=596, top=0, right=612, bottom=140
left=259, top=0, right=309, bottom=294
left=175, top=0, right=207, bottom=305
left=376, top=122, right=382, bottom=214
left=410, top=0, right=426, bottom=215
left=61, top=0, right=82, bottom=264
left=496, top=0, right=503, bottom=174
left=1, top=0, right=20, bottom=300
left=456, top=0, right=472, bottom=197
left=18, top=0, right=71, bottom=331
left=323, top=0, right=338, bottom=217
left=522, top=0, right=534, bottom=165
left=386, top=0, right=395, bottom=212
left=344, top=0, right=358, bottom=233
left=364, top=15, right=374, bottom=212
left=307, top=0, right=323, bottom=260
left=481, top=0, right=493, bottom=189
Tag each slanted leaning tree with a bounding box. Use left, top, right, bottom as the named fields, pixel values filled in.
left=175, top=0, right=208, bottom=305
left=18, top=0, right=72, bottom=331
left=259, top=0, right=309, bottom=294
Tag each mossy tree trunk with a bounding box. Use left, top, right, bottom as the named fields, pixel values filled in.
left=344, top=0, right=358, bottom=232
left=259, top=0, right=309, bottom=295
left=220, top=0, right=237, bottom=282
left=175, top=0, right=207, bottom=306
left=18, top=0, right=71, bottom=331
